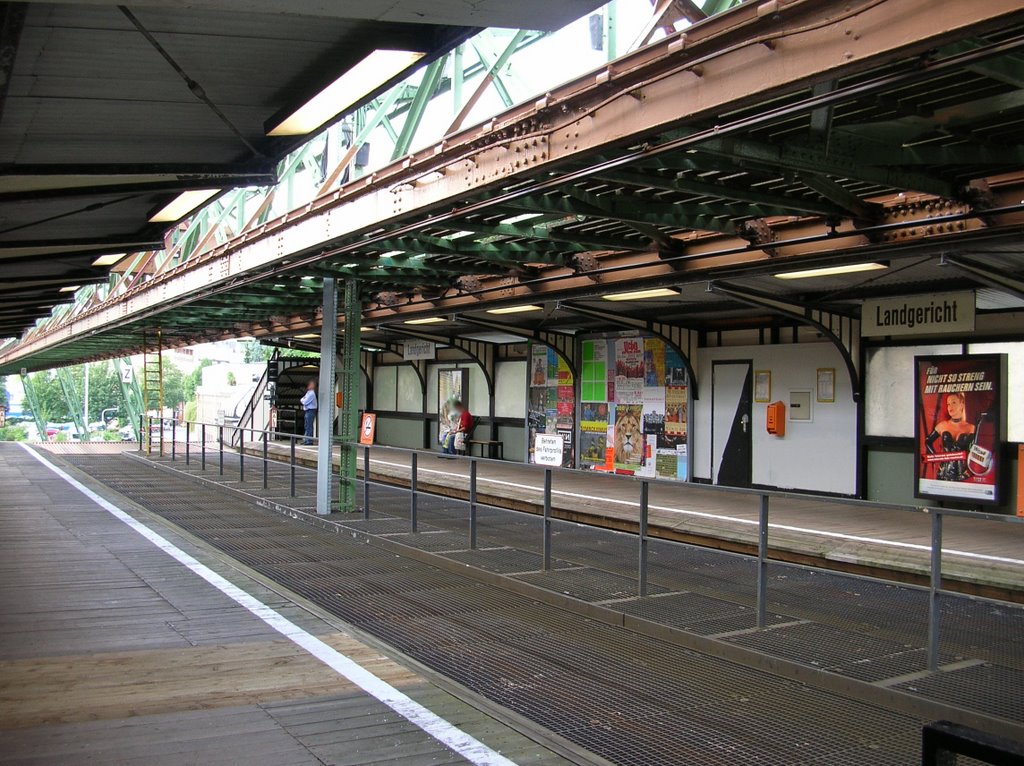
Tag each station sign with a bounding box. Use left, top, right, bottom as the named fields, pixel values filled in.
left=533, top=433, right=564, bottom=466
left=403, top=340, right=435, bottom=360
left=861, top=290, right=974, bottom=337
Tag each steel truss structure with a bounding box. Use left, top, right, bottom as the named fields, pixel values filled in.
left=2, top=0, right=1024, bottom=378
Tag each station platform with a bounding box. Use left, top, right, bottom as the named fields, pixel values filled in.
left=0, top=443, right=583, bottom=766
left=18, top=441, right=1022, bottom=765
left=235, top=439, right=1024, bottom=598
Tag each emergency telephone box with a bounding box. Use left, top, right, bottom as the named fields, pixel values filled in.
left=766, top=401, right=786, bottom=437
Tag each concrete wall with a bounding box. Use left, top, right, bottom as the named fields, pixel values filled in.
left=693, top=342, right=858, bottom=495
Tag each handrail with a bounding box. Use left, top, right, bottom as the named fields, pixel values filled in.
left=229, top=349, right=279, bottom=447
left=175, top=418, right=1024, bottom=525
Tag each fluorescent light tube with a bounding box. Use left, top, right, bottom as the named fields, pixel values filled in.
left=268, top=50, right=426, bottom=136
left=404, top=317, right=445, bottom=325
left=774, top=262, right=887, bottom=279
left=603, top=288, right=677, bottom=301
left=487, top=305, right=543, bottom=314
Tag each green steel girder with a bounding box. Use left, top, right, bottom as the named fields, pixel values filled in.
left=391, top=58, right=447, bottom=161
left=437, top=219, right=657, bottom=252
left=19, top=372, right=47, bottom=439
left=337, top=280, right=362, bottom=512
left=116, top=358, right=144, bottom=441
left=504, top=193, right=739, bottom=236
left=55, top=366, right=88, bottom=440
left=562, top=185, right=683, bottom=249
left=684, top=135, right=958, bottom=198
left=592, top=169, right=845, bottom=218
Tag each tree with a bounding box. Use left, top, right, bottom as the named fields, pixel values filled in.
left=0, top=377, right=9, bottom=410
left=183, top=359, right=213, bottom=402
left=162, top=359, right=187, bottom=409
left=242, top=341, right=273, bottom=363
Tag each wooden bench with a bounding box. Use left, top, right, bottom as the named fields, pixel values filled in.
left=468, top=439, right=504, bottom=460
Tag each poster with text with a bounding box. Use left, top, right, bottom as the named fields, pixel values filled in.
left=915, top=355, right=1004, bottom=504
left=530, top=344, right=548, bottom=387
left=615, top=337, right=645, bottom=405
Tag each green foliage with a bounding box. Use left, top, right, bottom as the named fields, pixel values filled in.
left=226, top=371, right=237, bottom=387
left=183, top=400, right=197, bottom=422
left=242, top=341, right=273, bottom=363
left=0, top=378, right=9, bottom=409
left=162, top=359, right=187, bottom=408
left=0, top=425, right=27, bottom=442
left=28, top=362, right=127, bottom=424
left=183, top=359, right=213, bottom=402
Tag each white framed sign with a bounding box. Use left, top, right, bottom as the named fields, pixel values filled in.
left=404, top=340, right=435, bottom=360
left=533, top=433, right=564, bottom=466
left=862, top=291, right=975, bottom=337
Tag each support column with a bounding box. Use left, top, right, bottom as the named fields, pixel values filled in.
left=337, top=279, right=363, bottom=512
left=316, top=278, right=338, bottom=515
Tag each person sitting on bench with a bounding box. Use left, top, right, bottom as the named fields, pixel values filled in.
left=443, top=400, right=474, bottom=455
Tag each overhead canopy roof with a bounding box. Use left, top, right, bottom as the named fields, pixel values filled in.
left=3, top=0, right=1024, bottom=375
left=0, top=0, right=601, bottom=339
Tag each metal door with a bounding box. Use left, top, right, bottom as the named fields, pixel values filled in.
left=711, top=360, right=753, bottom=488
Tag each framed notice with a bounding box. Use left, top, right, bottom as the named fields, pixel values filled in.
left=914, top=354, right=1005, bottom=505
left=816, top=368, right=835, bottom=403
left=359, top=413, right=377, bottom=445
left=754, top=370, right=771, bottom=403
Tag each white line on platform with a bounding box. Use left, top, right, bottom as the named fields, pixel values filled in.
left=355, top=454, right=1024, bottom=569
left=19, top=444, right=519, bottom=766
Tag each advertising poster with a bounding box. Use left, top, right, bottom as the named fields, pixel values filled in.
left=615, top=337, right=644, bottom=405
left=581, top=340, right=608, bottom=401
left=613, top=403, right=643, bottom=471
left=915, top=355, right=1004, bottom=504
left=665, top=385, right=688, bottom=437
left=581, top=402, right=609, bottom=432
left=664, top=346, right=687, bottom=386
left=580, top=431, right=607, bottom=465
left=530, top=344, right=548, bottom=387
left=644, top=338, right=665, bottom=387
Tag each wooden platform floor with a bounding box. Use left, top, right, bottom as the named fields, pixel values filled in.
left=214, top=439, right=1024, bottom=594
left=0, top=443, right=578, bottom=766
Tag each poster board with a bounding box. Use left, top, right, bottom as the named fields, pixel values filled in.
left=527, top=344, right=575, bottom=467
left=581, top=334, right=689, bottom=480
left=914, top=354, right=1005, bottom=504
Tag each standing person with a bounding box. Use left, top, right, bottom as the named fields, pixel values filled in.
left=443, top=400, right=474, bottom=455
left=300, top=379, right=317, bottom=445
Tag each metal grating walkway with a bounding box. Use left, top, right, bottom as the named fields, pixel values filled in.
left=62, top=451, right=1024, bottom=764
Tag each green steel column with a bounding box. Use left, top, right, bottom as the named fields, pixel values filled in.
left=316, top=279, right=338, bottom=515
left=116, top=358, right=144, bottom=441
left=56, top=367, right=88, bottom=441
left=391, top=57, right=446, bottom=160
left=605, top=0, right=618, bottom=61
left=20, top=372, right=47, bottom=441
left=337, top=280, right=362, bottom=512
left=452, top=45, right=464, bottom=115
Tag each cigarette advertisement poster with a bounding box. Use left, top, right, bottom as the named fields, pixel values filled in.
left=915, top=354, right=1005, bottom=504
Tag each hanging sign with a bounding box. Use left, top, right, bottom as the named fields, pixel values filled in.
left=121, top=365, right=134, bottom=384
left=914, top=354, right=1005, bottom=504
left=533, top=433, right=564, bottom=466
left=403, top=340, right=435, bottom=361
left=862, top=291, right=975, bottom=337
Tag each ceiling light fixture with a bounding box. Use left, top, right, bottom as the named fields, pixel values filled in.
left=404, top=317, right=445, bottom=325
left=499, top=213, right=544, bottom=225
left=603, top=288, right=678, bottom=301
left=149, top=189, right=221, bottom=223
left=486, top=305, right=543, bottom=315
left=91, top=253, right=125, bottom=267
left=268, top=49, right=426, bottom=136
left=59, top=285, right=81, bottom=293
left=774, top=262, right=887, bottom=280
left=295, top=333, right=319, bottom=339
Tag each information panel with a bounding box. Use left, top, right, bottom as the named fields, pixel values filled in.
left=914, top=354, right=1005, bottom=504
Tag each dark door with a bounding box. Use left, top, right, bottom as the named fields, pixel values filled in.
left=712, top=360, right=753, bottom=488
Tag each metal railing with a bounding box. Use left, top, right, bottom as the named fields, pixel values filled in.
left=152, top=418, right=1024, bottom=674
